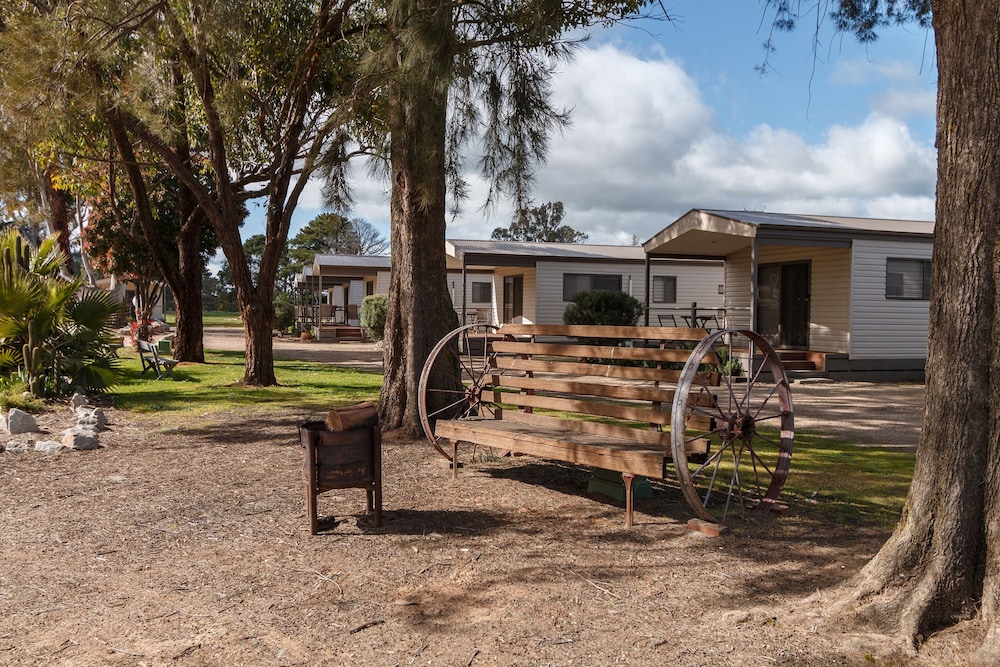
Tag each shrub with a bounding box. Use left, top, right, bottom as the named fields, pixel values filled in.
left=0, top=231, right=123, bottom=397
left=0, top=379, right=45, bottom=413
left=273, top=294, right=295, bottom=331
left=562, top=289, right=644, bottom=327
left=360, top=295, right=389, bottom=342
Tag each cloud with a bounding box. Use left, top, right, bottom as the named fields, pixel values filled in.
left=872, top=88, right=935, bottom=117
left=260, top=43, right=936, bottom=249
left=442, top=44, right=936, bottom=245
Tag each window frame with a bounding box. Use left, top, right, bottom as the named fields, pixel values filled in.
left=471, top=281, right=492, bottom=304
left=885, top=257, right=932, bottom=300
left=562, top=273, right=623, bottom=301
left=652, top=275, right=678, bottom=303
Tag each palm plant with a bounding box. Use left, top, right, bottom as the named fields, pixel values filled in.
left=0, top=230, right=123, bottom=397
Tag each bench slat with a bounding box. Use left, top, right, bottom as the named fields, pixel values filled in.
left=436, top=418, right=669, bottom=479
left=499, top=410, right=710, bottom=456
left=493, top=374, right=679, bottom=403
left=491, top=340, right=719, bottom=365
left=491, top=357, right=720, bottom=385
left=496, top=390, right=672, bottom=425
left=498, top=324, right=708, bottom=341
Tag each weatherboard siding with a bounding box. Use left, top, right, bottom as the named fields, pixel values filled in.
left=445, top=271, right=495, bottom=322
left=724, top=249, right=753, bottom=329
left=850, top=239, right=931, bottom=359
left=646, top=262, right=726, bottom=325
left=533, top=260, right=723, bottom=326
left=375, top=270, right=391, bottom=295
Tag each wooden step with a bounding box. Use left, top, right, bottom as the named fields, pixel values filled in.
left=781, top=360, right=818, bottom=371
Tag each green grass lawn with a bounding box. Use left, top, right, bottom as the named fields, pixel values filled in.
left=163, top=311, right=244, bottom=328
left=776, top=430, right=913, bottom=527
left=113, top=348, right=382, bottom=414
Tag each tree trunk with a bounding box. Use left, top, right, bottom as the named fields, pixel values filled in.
left=835, top=0, right=1000, bottom=650
left=171, top=268, right=204, bottom=362
left=378, top=0, right=460, bottom=434
left=240, top=289, right=276, bottom=386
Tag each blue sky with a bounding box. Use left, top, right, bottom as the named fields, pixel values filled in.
left=257, top=2, right=938, bottom=250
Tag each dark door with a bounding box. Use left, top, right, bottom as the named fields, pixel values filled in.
left=503, top=275, right=523, bottom=323
left=756, top=262, right=810, bottom=348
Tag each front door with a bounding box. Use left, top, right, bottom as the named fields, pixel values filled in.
left=757, top=262, right=810, bottom=348
left=503, top=275, right=523, bottom=324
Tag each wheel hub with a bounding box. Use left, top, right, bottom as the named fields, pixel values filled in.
left=725, top=413, right=756, bottom=441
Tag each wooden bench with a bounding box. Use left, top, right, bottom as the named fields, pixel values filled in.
left=418, top=324, right=795, bottom=527
left=136, top=339, right=179, bottom=379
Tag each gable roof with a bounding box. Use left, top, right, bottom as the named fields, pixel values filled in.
left=643, top=209, right=935, bottom=258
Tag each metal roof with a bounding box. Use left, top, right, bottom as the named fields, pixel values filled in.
left=313, top=255, right=391, bottom=269
left=643, top=209, right=934, bottom=258
left=446, top=239, right=647, bottom=269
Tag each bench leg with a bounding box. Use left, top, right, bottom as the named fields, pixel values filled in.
left=621, top=473, right=635, bottom=529
left=451, top=440, right=459, bottom=480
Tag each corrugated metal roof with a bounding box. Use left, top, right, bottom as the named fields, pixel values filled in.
left=446, top=239, right=645, bottom=261
left=313, top=255, right=391, bottom=268
left=702, top=209, right=934, bottom=235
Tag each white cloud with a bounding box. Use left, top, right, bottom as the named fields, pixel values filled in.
left=872, top=88, right=936, bottom=118
left=445, top=45, right=936, bottom=244
left=266, top=44, right=937, bottom=248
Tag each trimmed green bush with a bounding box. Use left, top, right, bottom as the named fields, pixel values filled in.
left=361, top=295, right=389, bottom=342
left=273, top=294, right=295, bottom=331
left=562, top=289, right=644, bottom=326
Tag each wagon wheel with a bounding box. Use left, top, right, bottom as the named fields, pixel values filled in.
left=670, top=329, right=794, bottom=524
left=418, top=323, right=509, bottom=461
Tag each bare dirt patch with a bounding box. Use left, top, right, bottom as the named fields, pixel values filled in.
left=1, top=379, right=969, bottom=667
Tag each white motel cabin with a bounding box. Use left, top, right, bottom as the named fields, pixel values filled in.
left=643, top=209, right=935, bottom=380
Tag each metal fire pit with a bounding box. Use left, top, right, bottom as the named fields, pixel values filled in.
left=299, top=421, right=382, bottom=533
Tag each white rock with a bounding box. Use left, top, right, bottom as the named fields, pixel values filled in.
left=34, top=440, right=65, bottom=454
left=62, top=429, right=99, bottom=451
left=70, top=393, right=89, bottom=409
left=75, top=407, right=107, bottom=431
left=7, top=409, right=39, bottom=434
left=5, top=441, right=26, bottom=454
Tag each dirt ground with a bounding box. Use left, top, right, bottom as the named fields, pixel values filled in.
left=3, top=332, right=971, bottom=667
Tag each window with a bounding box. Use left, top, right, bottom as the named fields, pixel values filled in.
left=562, top=273, right=623, bottom=301
left=886, top=258, right=931, bottom=300
left=471, top=281, right=492, bottom=304
left=652, top=275, right=677, bottom=303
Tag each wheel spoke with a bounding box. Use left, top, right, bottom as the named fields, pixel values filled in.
left=427, top=394, right=474, bottom=420
left=749, top=383, right=782, bottom=420
left=701, top=445, right=729, bottom=507
left=689, top=439, right=730, bottom=478
left=747, top=442, right=777, bottom=477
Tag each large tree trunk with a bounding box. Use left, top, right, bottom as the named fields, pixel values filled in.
left=171, top=264, right=204, bottom=362
left=240, top=288, right=276, bottom=386
left=166, top=224, right=206, bottom=362
left=834, top=0, right=1000, bottom=651
left=378, top=0, right=460, bottom=434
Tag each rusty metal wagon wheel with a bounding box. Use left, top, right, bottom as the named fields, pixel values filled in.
left=670, top=329, right=794, bottom=524
left=418, top=323, right=508, bottom=461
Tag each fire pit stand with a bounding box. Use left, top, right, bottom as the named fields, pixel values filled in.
left=299, top=420, right=382, bottom=533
